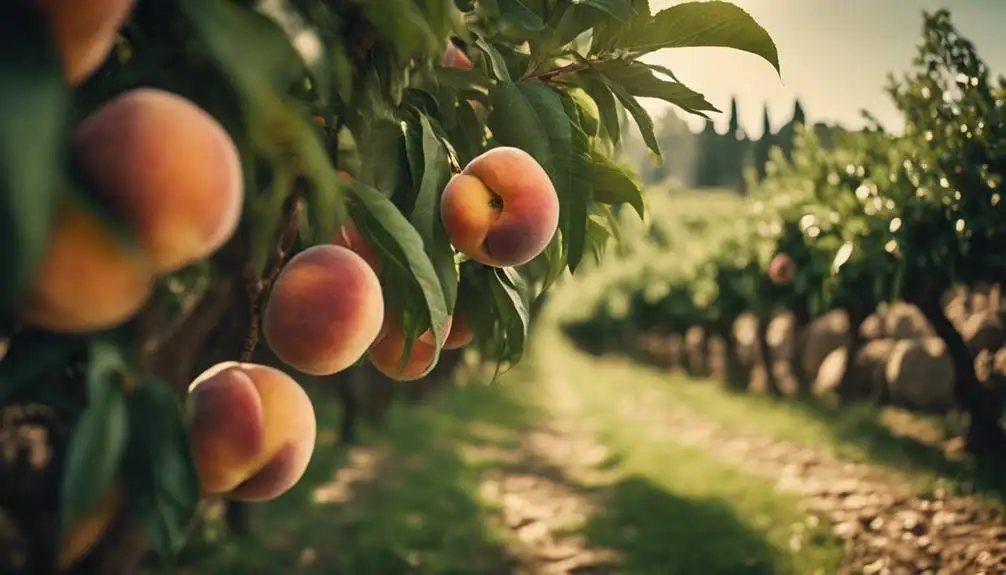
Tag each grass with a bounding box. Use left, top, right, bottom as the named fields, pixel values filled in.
left=169, top=329, right=849, bottom=574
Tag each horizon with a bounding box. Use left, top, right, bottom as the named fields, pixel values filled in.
left=640, top=0, right=1006, bottom=137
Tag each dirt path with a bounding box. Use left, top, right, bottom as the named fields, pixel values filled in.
left=571, top=356, right=1006, bottom=575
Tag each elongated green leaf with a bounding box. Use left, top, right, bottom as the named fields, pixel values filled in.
left=590, top=150, right=645, bottom=218
left=559, top=95, right=593, bottom=272
left=602, top=75, right=660, bottom=158
left=577, top=75, right=621, bottom=147
left=124, top=379, right=201, bottom=558
left=409, top=115, right=459, bottom=315
left=597, top=60, right=719, bottom=118
left=347, top=180, right=449, bottom=348
left=617, top=1, right=780, bottom=74
left=474, top=37, right=513, bottom=82
left=0, top=5, right=71, bottom=313
left=60, top=342, right=130, bottom=531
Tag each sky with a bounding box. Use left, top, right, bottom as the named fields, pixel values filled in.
left=641, top=0, right=1006, bottom=137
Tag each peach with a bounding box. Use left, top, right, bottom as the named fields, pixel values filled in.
left=332, top=224, right=381, bottom=274
left=36, top=0, right=136, bottom=85
left=440, top=147, right=559, bottom=267
left=185, top=361, right=316, bottom=502
left=442, top=40, right=474, bottom=69
left=369, top=315, right=453, bottom=381
left=767, top=252, right=795, bottom=286
left=444, top=312, right=473, bottom=349
left=73, top=88, right=244, bottom=273
left=22, top=205, right=156, bottom=333
left=263, top=245, right=384, bottom=376
left=57, top=485, right=123, bottom=569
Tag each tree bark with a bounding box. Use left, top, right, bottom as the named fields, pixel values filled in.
left=916, top=295, right=1006, bottom=454
left=834, top=305, right=868, bottom=403
left=720, top=328, right=748, bottom=390
left=789, top=304, right=811, bottom=395
left=756, top=315, right=782, bottom=396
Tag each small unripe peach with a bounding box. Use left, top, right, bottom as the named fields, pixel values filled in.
left=444, top=312, right=473, bottom=349
left=768, top=252, right=795, bottom=286
left=36, top=0, right=136, bottom=85
left=186, top=362, right=316, bottom=502
left=264, top=245, right=385, bottom=376
left=440, top=147, right=559, bottom=267
left=73, top=88, right=244, bottom=273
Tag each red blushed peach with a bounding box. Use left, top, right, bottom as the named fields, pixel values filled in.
left=332, top=224, right=381, bottom=274
left=186, top=361, right=316, bottom=502
left=36, top=0, right=136, bottom=85
left=263, top=245, right=385, bottom=376
left=440, top=147, right=559, bottom=267
left=73, top=88, right=244, bottom=273
left=22, top=205, right=156, bottom=333
left=369, top=315, right=452, bottom=381
left=442, top=41, right=474, bottom=70
left=768, top=252, right=795, bottom=286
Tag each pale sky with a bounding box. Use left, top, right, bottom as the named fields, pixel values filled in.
left=641, top=0, right=1006, bottom=137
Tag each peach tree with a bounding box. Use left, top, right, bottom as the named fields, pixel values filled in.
left=0, top=0, right=779, bottom=572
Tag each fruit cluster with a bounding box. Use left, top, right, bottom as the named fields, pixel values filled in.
left=14, top=2, right=560, bottom=513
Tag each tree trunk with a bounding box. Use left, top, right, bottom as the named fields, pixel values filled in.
left=720, top=328, right=748, bottom=390
left=789, top=304, right=811, bottom=395
left=756, top=315, right=782, bottom=396
left=916, top=295, right=1006, bottom=454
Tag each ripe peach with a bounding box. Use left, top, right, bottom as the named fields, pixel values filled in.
left=369, top=315, right=453, bottom=381
left=440, top=147, right=559, bottom=267
left=73, top=88, right=244, bottom=273
left=442, top=41, right=474, bottom=70
left=36, top=0, right=136, bottom=85
left=767, top=252, right=795, bottom=286
left=22, top=205, right=156, bottom=333
left=332, top=224, right=381, bottom=274
left=444, top=312, right=473, bottom=349
left=263, top=245, right=384, bottom=376
left=185, top=362, right=316, bottom=502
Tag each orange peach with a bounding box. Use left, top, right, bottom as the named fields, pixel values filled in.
left=186, top=362, right=316, bottom=502
left=36, top=0, right=136, bottom=85
left=440, top=147, right=559, bottom=267
left=73, top=88, right=244, bottom=273
left=768, top=252, right=795, bottom=286
left=332, top=224, right=381, bottom=274
left=22, top=205, right=156, bottom=333
left=442, top=41, right=474, bottom=70
left=369, top=315, right=453, bottom=381
left=444, top=312, right=473, bottom=349
left=263, top=245, right=384, bottom=376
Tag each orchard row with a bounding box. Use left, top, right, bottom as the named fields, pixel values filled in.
left=562, top=10, right=1006, bottom=451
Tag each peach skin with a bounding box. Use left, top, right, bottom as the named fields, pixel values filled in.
left=440, top=146, right=559, bottom=267
left=370, top=315, right=453, bottom=381
left=332, top=224, right=381, bottom=274
left=263, top=245, right=385, bottom=376
left=186, top=361, right=316, bottom=502
left=36, top=0, right=137, bottom=85
left=442, top=40, right=474, bottom=70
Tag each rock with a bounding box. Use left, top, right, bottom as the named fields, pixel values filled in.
left=961, top=311, right=1006, bottom=355
left=767, top=312, right=796, bottom=361
left=884, top=302, right=935, bottom=340
left=812, top=339, right=894, bottom=401
left=884, top=338, right=956, bottom=413
left=802, top=310, right=851, bottom=381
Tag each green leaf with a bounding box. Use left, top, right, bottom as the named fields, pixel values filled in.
left=60, top=341, right=129, bottom=531
left=617, top=1, right=780, bottom=75
left=360, top=118, right=411, bottom=201
left=495, top=0, right=546, bottom=30
left=590, top=149, right=646, bottom=218
left=559, top=95, right=593, bottom=272
left=577, top=75, right=621, bottom=147
left=0, top=5, right=71, bottom=313
left=473, top=37, right=513, bottom=83
left=346, top=179, right=449, bottom=350
left=602, top=75, right=661, bottom=158
left=490, top=266, right=531, bottom=363
left=409, top=115, right=459, bottom=315
left=596, top=60, right=719, bottom=118
left=449, top=100, right=486, bottom=166
left=124, top=379, right=200, bottom=558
